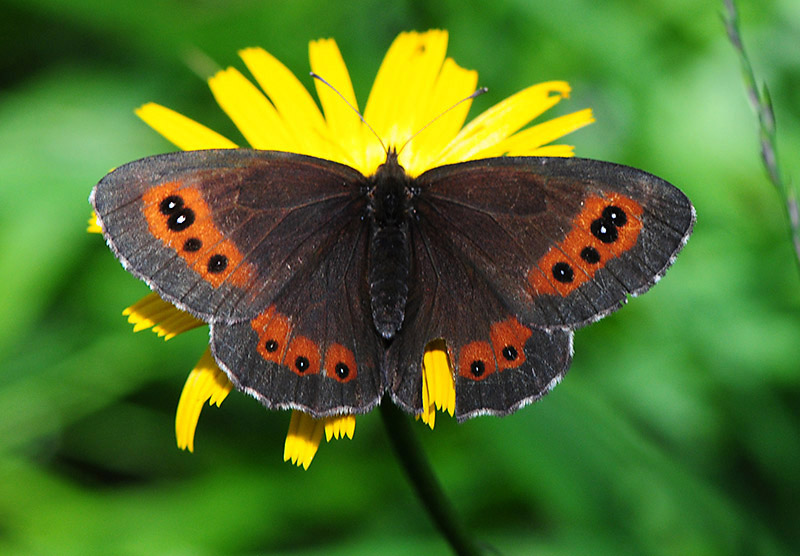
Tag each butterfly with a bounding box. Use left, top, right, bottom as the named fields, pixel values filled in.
left=91, top=147, right=694, bottom=421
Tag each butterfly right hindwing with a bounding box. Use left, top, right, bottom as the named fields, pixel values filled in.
left=389, top=155, right=693, bottom=419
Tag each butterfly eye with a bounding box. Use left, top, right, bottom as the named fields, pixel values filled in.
left=602, top=205, right=627, bottom=227
left=167, top=208, right=195, bottom=232
left=501, top=345, right=518, bottom=361
left=264, top=339, right=279, bottom=352
left=295, top=356, right=310, bottom=373
left=335, top=362, right=350, bottom=379
left=590, top=217, right=618, bottom=243
left=207, top=254, right=228, bottom=273
left=552, top=262, right=574, bottom=283
left=183, top=237, right=202, bottom=252
left=470, top=360, right=486, bottom=377
left=159, top=195, right=183, bottom=214
left=580, top=246, right=601, bottom=264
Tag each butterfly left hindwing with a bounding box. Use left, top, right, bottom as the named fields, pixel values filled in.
left=210, top=203, right=385, bottom=416
left=93, top=149, right=385, bottom=416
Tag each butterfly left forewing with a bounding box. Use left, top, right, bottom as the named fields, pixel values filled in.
left=92, top=149, right=369, bottom=323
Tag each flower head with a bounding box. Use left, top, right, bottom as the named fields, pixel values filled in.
left=97, top=30, right=593, bottom=468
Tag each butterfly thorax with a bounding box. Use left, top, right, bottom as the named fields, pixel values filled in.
left=367, top=150, right=413, bottom=339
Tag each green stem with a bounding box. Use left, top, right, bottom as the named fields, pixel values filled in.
left=722, top=0, right=800, bottom=274
left=380, top=401, right=483, bottom=556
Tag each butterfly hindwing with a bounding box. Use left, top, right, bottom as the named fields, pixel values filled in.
left=93, top=149, right=385, bottom=415
left=211, top=208, right=385, bottom=416
left=390, top=156, right=692, bottom=419
left=389, top=206, right=574, bottom=420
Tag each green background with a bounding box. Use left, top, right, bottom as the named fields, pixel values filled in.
left=2, top=0, right=799, bottom=554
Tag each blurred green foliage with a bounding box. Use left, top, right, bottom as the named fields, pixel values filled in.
left=1, top=0, right=799, bottom=554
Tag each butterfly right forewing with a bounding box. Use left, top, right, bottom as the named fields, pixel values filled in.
left=412, top=157, right=695, bottom=329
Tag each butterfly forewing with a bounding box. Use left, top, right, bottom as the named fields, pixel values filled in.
left=92, top=150, right=368, bottom=323
left=413, top=157, right=695, bottom=329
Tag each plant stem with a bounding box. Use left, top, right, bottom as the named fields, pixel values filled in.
left=722, top=0, right=800, bottom=274
left=380, top=401, right=482, bottom=556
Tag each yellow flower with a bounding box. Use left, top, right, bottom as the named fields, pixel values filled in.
left=96, top=30, right=593, bottom=469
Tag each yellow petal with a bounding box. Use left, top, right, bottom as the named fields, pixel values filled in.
left=208, top=67, right=296, bottom=151
left=324, top=414, right=356, bottom=441
left=135, top=102, right=238, bottom=150
left=362, top=30, right=449, bottom=174
left=438, top=81, right=572, bottom=164
left=403, top=57, right=479, bottom=176
left=530, top=144, right=577, bottom=157
left=309, top=38, right=367, bottom=171
left=175, top=348, right=233, bottom=452
left=239, top=47, right=335, bottom=159
left=485, top=108, right=595, bottom=157
left=419, top=340, right=455, bottom=429
left=122, top=292, right=203, bottom=340
left=284, top=411, right=325, bottom=470
left=87, top=211, right=102, bottom=234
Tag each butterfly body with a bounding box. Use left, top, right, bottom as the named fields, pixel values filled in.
left=92, top=149, right=694, bottom=421
left=366, top=150, right=413, bottom=339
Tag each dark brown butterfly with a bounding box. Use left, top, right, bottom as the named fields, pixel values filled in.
left=91, top=147, right=694, bottom=420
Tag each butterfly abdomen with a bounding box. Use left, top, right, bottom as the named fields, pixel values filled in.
left=367, top=151, right=413, bottom=339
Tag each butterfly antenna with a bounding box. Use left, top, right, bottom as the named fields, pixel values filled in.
left=397, top=86, right=488, bottom=155
left=310, top=71, right=387, bottom=153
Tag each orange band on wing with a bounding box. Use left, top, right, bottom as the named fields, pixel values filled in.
left=251, top=306, right=291, bottom=363
left=489, top=317, right=532, bottom=371
left=283, top=335, right=322, bottom=377
left=323, top=343, right=358, bottom=383
left=528, top=193, right=643, bottom=297
left=457, top=341, right=497, bottom=381
left=142, top=182, right=255, bottom=288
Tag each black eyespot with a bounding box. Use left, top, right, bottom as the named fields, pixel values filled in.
left=591, top=217, right=618, bottom=243
left=160, top=195, right=183, bottom=215
left=552, top=262, right=574, bottom=283
left=295, top=356, right=310, bottom=373
left=167, top=208, right=195, bottom=231
left=183, top=237, right=202, bottom=252
left=502, top=345, right=518, bottom=361
left=335, top=362, right=350, bottom=379
left=265, top=339, right=278, bottom=352
left=580, top=246, right=601, bottom=264
left=470, top=360, right=485, bottom=377
left=603, top=205, right=627, bottom=227
left=207, top=254, right=228, bottom=273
